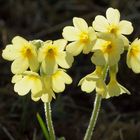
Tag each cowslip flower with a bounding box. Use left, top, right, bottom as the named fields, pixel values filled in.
left=62, top=17, right=97, bottom=56
left=78, top=66, right=107, bottom=97
left=106, top=66, right=130, bottom=98
left=92, top=7, right=133, bottom=36
left=91, top=34, right=124, bottom=66
left=127, top=38, right=140, bottom=73
left=2, top=36, right=39, bottom=74
left=32, top=69, right=72, bottom=102
left=38, top=39, right=74, bottom=75
left=12, top=71, right=43, bottom=98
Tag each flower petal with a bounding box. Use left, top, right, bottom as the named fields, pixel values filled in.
left=92, top=15, right=109, bottom=32
left=14, top=77, right=31, bottom=96
left=29, top=55, right=39, bottom=72
left=66, top=41, right=83, bottom=56
left=41, top=59, right=58, bottom=75
left=12, top=36, right=28, bottom=47
left=106, top=8, right=120, bottom=24
left=91, top=50, right=106, bottom=66
left=53, top=39, right=67, bottom=51
left=12, top=75, right=22, bottom=83
left=52, top=73, right=65, bottom=93
left=81, top=78, right=96, bottom=93
left=118, top=20, right=133, bottom=35
left=73, top=17, right=88, bottom=32
left=2, top=45, right=19, bottom=61
left=56, top=52, right=74, bottom=68
left=11, top=57, right=29, bottom=74
left=129, top=55, right=140, bottom=73
left=61, top=71, right=72, bottom=84
left=62, top=26, right=80, bottom=41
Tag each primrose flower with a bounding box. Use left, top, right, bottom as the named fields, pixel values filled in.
left=127, top=38, right=140, bottom=73
left=32, top=69, right=72, bottom=102
left=78, top=66, right=107, bottom=97
left=92, top=7, right=133, bottom=36
left=12, top=71, right=43, bottom=98
left=38, top=39, right=74, bottom=75
left=2, top=36, right=39, bottom=74
left=106, top=66, right=130, bottom=98
left=91, top=34, right=124, bottom=66
left=62, top=17, right=97, bottom=56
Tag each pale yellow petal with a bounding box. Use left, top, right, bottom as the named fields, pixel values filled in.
left=106, top=8, right=120, bottom=24
left=31, top=95, right=40, bottom=102
left=62, top=26, right=80, bottom=41
left=14, top=77, right=31, bottom=96
left=11, top=57, right=29, bottom=74
left=12, top=36, right=28, bottom=46
left=2, top=45, right=19, bottom=61
left=56, top=52, right=74, bottom=68
left=52, top=74, right=65, bottom=93
left=91, top=50, right=106, bottom=66
left=81, top=78, right=96, bottom=93
left=130, top=55, right=140, bottom=73
left=73, top=17, right=88, bottom=32
left=31, top=79, right=43, bottom=95
left=53, top=39, right=67, bottom=51
left=61, top=71, right=72, bottom=84
left=12, top=75, right=22, bottom=83
left=92, top=15, right=109, bottom=32
left=41, top=59, right=58, bottom=75
left=66, top=41, right=83, bottom=56
left=88, top=27, right=97, bottom=41
left=29, top=55, right=39, bottom=72
left=118, top=20, right=133, bottom=35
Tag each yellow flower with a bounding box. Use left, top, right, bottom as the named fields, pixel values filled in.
left=38, top=39, right=74, bottom=75
left=105, top=65, right=130, bottom=98
left=92, top=7, right=133, bottom=36
left=62, top=17, right=97, bottom=56
left=2, top=36, right=39, bottom=74
left=91, top=34, right=124, bottom=66
left=78, top=66, right=107, bottom=97
left=127, top=38, right=140, bottom=73
left=12, top=71, right=43, bottom=99
left=32, top=69, right=72, bottom=102
left=92, top=7, right=133, bottom=48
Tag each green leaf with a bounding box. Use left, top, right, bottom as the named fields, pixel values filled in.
left=36, top=113, right=50, bottom=140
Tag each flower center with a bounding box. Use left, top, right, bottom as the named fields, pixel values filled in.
left=130, top=46, right=139, bottom=57
left=21, top=47, right=33, bottom=58
left=108, top=24, right=118, bottom=34
left=103, top=41, right=113, bottom=53
left=46, top=47, right=57, bottom=59
left=80, top=32, right=89, bottom=44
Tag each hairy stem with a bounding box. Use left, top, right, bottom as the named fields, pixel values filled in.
left=44, top=103, right=55, bottom=140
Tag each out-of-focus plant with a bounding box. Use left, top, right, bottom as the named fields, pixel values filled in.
left=2, top=7, right=139, bottom=140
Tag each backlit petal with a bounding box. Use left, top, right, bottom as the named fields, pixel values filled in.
left=118, top=20, right=133, bottom=35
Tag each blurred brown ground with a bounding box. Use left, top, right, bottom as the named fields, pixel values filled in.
left=1, top=0, right=140, bottom=140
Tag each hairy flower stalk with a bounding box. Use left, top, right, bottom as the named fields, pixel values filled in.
left=44, top=103, right=55, bottom=140
left=84, top=65, right=108, bottom=140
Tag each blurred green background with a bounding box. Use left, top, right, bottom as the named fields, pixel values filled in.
left=1, top=0, right=140, bottom=140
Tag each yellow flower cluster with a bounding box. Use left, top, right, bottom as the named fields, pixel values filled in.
left=2, top=7, right=140, bottom=101
left=2, top=37, right=73, bottom=102
left=63, top=7, right=137, bottom=99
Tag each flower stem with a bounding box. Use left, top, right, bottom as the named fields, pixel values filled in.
left=44, top=102, right=55, bottom=140
left=84, top=66, right=108, bottom=140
